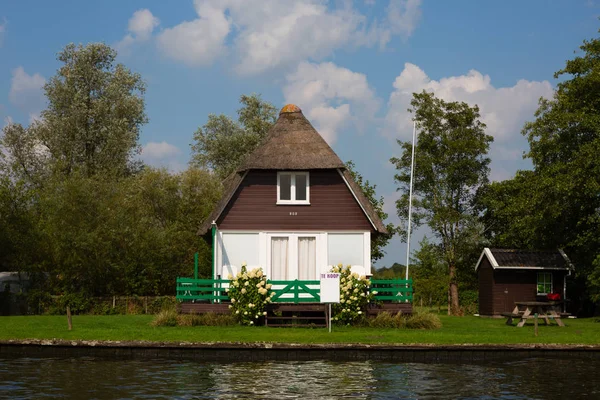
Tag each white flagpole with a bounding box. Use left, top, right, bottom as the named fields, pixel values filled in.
left=405, top=120, right=417, bottom=281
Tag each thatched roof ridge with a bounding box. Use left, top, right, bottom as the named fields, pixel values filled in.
left=237, top=107, right=345, bottom=171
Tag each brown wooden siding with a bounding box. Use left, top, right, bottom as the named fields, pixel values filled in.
left=477, top=258, right=494, bottom=315
left=493, top=270, right=537, bottom=314
left=483, top=269, right=568, bottom=315
left=218, top=170, right=373, bottom=231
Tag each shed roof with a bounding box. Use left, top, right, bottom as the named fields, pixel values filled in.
left=197, top=105, right=388, bottom=235
left=474, top=248, right=574, bottom=271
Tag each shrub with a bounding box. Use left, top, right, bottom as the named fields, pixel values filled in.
left=151, top=306, right=178, bottom=327
left=331, top=264, right=375, bottom=325
left=368, top=312, right=406, bottom=329
left=405, top=312, right=442, bottom=330
left=227, top=264, right=273, bottom=326
left=149, top=296, right=177, bottom=314
left=366, top=311, right=441, bottom=329
left=460, top=289, right=479, bottom=315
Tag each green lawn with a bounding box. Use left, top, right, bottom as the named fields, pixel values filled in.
left=1, top=314, right=599, bottom=345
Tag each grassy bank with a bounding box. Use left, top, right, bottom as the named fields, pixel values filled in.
left=1, top=314, right=599, bottom=345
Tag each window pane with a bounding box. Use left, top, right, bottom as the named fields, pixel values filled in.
left=279, top=174, right=291, bottom=200
left=537, top=273, right=552, bottom=294
left=271, top=237, right=289, bottom=280
left=328, top=233, right=364, bottom=266
left=298, top=237, right=316, bottom=280
left=295, top=174, right=307, bottom=201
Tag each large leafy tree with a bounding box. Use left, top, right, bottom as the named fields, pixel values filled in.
left=391, top=91, right=493, bottom=315
left=191, top=94, right=277, bottom=179
left=2, top=43, right=147, bottom=180
left=480, top=30, right=600, bottom=312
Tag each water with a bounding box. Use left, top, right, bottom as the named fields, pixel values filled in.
left=0, top=357, right=598, bottom=399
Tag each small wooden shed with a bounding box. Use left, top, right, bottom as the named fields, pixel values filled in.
left=475, top=248, right=573, bottom=316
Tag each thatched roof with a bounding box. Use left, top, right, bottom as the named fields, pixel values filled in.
left=198, top=105, right=388, bottom=235
left=238, top=105, right=345, bottom=171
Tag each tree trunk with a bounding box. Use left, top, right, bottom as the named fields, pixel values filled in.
left=448, top=263, right=461, bottom=316
left=66, top=305, right=73, bottom=331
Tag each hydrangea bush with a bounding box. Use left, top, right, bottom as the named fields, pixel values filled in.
left=331, top=264, right=376, bottom=325
left=227, top=265, right=274, bottom=326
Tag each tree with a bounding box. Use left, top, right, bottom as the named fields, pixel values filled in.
left=345, top=161, right=396, bottom=262
left=480, top=30, right=600, bottom=313
left=391, top=91, right=493, bottom=315
left=410, top=237, right=448, bottom=309
left=191, top=94, right=277, bottom=179
left=2, top=43, right=147, bottom=180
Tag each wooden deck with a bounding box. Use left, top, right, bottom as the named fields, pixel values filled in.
left=179, top=301, right=413, bottom=326
left=265, top=303, right=328, bottom=327
left=179, top=302, right=230, bottom=315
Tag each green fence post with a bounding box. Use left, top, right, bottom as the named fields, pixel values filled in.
left=194, top=252, right=199, bottom=281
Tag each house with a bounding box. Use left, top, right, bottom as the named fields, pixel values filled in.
left=197, top=104, right=389, bottom=282
left=475, top=248, right=573, bottom=316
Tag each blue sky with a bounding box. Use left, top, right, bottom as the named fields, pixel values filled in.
left=1, top=1, right=598, bottom=268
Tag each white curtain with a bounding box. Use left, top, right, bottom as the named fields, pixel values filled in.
left=271, top=237, right=289, bottom=280
left=298, top=237, right=316, bottom=280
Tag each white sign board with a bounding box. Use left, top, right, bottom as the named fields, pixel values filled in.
left=320, top=273, right=340, bottom=303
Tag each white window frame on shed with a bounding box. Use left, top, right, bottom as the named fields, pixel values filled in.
left=537, top=272, right=553, bottom=295
left=277, top=171, right=310, bottom=205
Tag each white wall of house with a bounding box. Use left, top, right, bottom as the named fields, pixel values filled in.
left=215, top=230, right=371, bottom=279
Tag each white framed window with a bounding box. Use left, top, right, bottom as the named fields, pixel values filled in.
left=267, top=233, right=321, bottom=280
left=537, top=272, right=552, bottom=295
left=277, top=172, right=310, bottom=205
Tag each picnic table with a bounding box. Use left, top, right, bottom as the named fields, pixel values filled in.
left=502, top=301, right=568, bottom=327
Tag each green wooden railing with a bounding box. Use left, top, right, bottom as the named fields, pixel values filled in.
left=269, top=280, right=320, bottom=303
left=176, top=278, right=230, bottom=303
left=176, top=277, right=413, bottom=304
left=371, top=278, right=413, bottom=302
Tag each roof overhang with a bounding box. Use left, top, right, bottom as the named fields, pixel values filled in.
left=337, top=169, right=379, bottom=233
left=475, top=247, right=573, bottom=272
left=474, top=248, right=498, bottom=271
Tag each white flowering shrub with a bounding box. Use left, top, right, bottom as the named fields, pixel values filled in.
left=226, top=265, right=274, bottom=326
left=331, top=264, right=376, bottom=325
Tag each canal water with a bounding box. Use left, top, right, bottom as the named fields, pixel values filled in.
left=0, top=356, right=598, bottom=399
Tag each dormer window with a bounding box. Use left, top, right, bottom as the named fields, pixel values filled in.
left=277, top=172, right=309, bottom=205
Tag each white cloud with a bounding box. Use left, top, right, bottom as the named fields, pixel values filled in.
left=283, top=61, right=380, bottom=144
left=385, top=63, right=554, bottom=181
left=158, top=0, right=423, bottom=74
left=141, top=141, right=185, bottom=172
left=142, top=141, right=181, bottom=159
left=116, top=9, right=159, bottom=54
left=129, top=9, right=160, bottom=40
left=385, top=63, right=553, bottom=142
left=361, top=0, right=422, bottom=48
left=9, top=67, right=46, bottom=121
left=156, top=1, right=230, bottom=66
left=231, top=1, right=365, bottom=75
